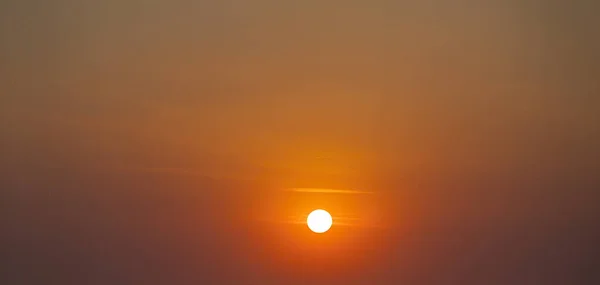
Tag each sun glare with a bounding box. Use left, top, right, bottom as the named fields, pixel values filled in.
left=307, top=209, right=333, bottom=233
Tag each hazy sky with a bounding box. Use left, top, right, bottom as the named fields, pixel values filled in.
left=1, top=1, right=599, bottom=284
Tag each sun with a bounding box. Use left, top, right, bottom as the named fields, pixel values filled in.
left=307, top=209, right=333, bottom=233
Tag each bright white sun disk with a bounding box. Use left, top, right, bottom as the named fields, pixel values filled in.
left=307, top=209, right=333, bottom=233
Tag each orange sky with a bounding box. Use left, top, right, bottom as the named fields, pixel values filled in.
left=1, top=0, right=599, bottom=284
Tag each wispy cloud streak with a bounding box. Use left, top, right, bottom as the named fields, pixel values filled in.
left=285, top=188, right=374, bottom=194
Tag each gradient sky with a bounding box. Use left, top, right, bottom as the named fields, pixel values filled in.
left=1, top=1, right=599, bottom=284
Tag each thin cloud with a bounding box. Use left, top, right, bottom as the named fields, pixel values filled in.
left=261, top=217, right=386, bottom=228
left=285, top=188, right=374, bottom=195
left=122, top=167, right=204, bottom=176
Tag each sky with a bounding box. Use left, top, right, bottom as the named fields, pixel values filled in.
left=1, top=0, right=599, bottom=284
